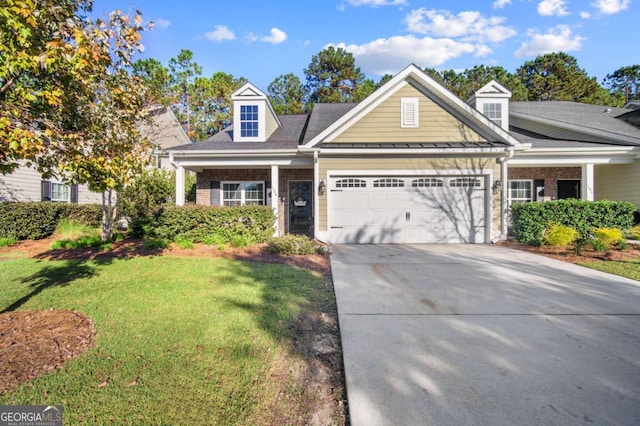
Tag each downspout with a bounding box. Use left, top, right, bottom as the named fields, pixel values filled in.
left=312, top=150, right=325, bottom=243
left=493, top=147, right=514, bottom=242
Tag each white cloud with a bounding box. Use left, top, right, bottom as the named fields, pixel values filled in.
left=592, top=0, right=630, bottom=14
left=346, top=0, right=407, bottom=6
left=580, top=11, right=592, bottom=18
left=537, top=0, right=569, bottom=16
left=493, top=0, right=512, bottom=8
left=405, top=9, right=517, bottom=43
left=333, top=35, right=479, bottom=75
left=514, top=25, right=585, bottom=58
left=205, top=25, right=235, bottom=42
left=260, top=27, right=287, bottom=44
left=155, top=18, right=171, bottom=29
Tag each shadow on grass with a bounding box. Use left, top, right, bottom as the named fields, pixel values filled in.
left=1, top=260, right=99, bottom=313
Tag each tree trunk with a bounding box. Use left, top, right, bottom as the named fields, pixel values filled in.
left=101, top=189, right=120, bottom=241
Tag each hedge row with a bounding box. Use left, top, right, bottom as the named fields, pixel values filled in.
left=0, top=202, right=102, bottom=240
left=133, top=205, right=276, bottom=244
left=511, top=199, right=636, bottom=245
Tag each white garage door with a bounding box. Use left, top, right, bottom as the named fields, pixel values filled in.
left=329, top=175, right=488, bottom=244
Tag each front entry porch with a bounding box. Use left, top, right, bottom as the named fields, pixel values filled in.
left=175, top=165, right=313, bottom=236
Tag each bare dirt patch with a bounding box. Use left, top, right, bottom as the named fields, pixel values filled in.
left=0, top=309, right=96, bottom=394
left=0, top=238, right=345, bottom=425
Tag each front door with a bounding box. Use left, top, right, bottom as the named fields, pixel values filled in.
left=289, top=181, right=313, bottom=235
left=557, top=180, right=581, bottom=199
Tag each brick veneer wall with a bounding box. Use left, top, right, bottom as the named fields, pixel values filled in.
left=196, top=168, right=313, bottom=235
left=507, top=167, right=581, bottom=200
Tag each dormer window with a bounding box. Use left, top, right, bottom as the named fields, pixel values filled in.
left=240, top=105, right=259, bottom=138
left=483, top=103, right=502, bottom=127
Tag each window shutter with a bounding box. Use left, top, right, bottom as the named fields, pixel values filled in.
left=70, top=185, right=79, bottom=204
left=41, top=180, right=51, bottom=201
left=401, top=98, right=419, bottom=128
left=265, top=181, right=272, bottom=205
left=210, top=181, right=220, bottom=206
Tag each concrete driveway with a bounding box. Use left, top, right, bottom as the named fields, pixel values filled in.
left=330, top=244, right=640, bottom=426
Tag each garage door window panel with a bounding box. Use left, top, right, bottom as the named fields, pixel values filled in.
left=373, top=178, right=404, bottom=188
left=335, top=178, right=367, bottom=189
left=450, top=177, right=482, bottom=188
left=412, top=178, right=443, bottom=188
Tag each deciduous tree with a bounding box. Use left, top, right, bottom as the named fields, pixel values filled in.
left=0, top=0, right=153, bottom=240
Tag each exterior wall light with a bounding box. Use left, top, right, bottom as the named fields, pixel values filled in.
left=318, top=179, right=326, bottom=195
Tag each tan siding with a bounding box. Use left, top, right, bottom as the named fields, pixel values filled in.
left=317, top=156, right=501, bottom=236
left=595, top=162, right=640, bottom=208
left=0, top=165, right=42, bottom=201
left=332, top=85, right=486, bottom=144
left=265, top=107, right=279, bottom=140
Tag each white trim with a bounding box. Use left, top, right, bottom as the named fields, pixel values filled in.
left=221, top=181, right=266, bottom=206
left=581, top=163, right=594, bottom=201
left=507, top=179, right=534, bottom=205
left=270, top=165, right=279, bottom=236
left=175, top=166, right=185, bottom=206
left=50, top=180, right=71, bottom=203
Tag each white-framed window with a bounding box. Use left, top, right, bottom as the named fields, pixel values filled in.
left=373, top=178, right=404, bottom=188
left=335, top=178, right=367, bottom=188
left=412, top=178, right=443, bottom=188
left=240, top=105, right=259, bottom=138
left=401, top=97, right=419, bottom=128
left=508, top=180, right=533, bottom=204
left=483, top=103, right=502, bottom=127
left=222, top=181, right=264, bottom=206
left=51, top=181, right=71, bottom=202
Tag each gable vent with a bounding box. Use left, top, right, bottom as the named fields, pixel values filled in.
left=401, top=97, right=419, bottom=128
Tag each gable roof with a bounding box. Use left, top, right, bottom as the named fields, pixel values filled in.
left=302, top=103, right=358, bottom=144
left=510, top=101, right=640, bottom=146
left=143, top=106, right=191, bottom=150
left=467, top=79, right=511, bottom=103
left=302, top=64, right=524, bottom=150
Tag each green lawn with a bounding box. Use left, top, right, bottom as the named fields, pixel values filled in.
left=577, top=257, right=640, bottom=281
left=0, top=255, right=335, bottom=424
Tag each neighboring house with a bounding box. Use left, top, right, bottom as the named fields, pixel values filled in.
left=0, top=106, right=190, bottom=204
left=169, top=64, right=640, bottom=244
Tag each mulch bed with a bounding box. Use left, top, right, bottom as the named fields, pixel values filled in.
left=0, top=309, right=97, bottom=394
left=496, top=239, right=640, bottom=264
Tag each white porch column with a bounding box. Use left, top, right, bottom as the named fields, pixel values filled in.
left=271, top=165, right=279, bottom=236
left=175, top=165, right=185, bottom=206
left=581, top=163, right=595, bottom=201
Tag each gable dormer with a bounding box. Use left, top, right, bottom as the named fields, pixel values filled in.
left=468, top=80, right=511, bottom=131
left=231, top=82, right=281, bottom=142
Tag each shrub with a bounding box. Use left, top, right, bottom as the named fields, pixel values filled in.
left=120, top=169, right=175, bottom=219
left=511, top=200, right=635, bottom=245
left=592, top=227, right=625, bottom=249
left=542, top=223, right=580, bottom=247
left=51, top=235, right=110, bottom=250
left=200, top=234, right=228, bottom=251
left=142, top=205, right=275, bottom=244
left=0, top=202, right=102, bottom=240
left=174, top=236, right=194, bottom=249
left=230, top=234, right=254, bottom=248
left=268, top=234, right=322, bottom=255
left=0, top=236, right=18, bottom=247
left=628, top=225, right=640, bottom=240
left=54, top=218, right=97, bottom=240
left=143, top=237, right=169, bottom=250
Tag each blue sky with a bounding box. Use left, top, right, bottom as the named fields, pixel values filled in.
left=92, top=0, right=637, bottom=90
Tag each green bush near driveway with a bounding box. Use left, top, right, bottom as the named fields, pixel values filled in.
left=511, top=200, right=635, bottom=245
